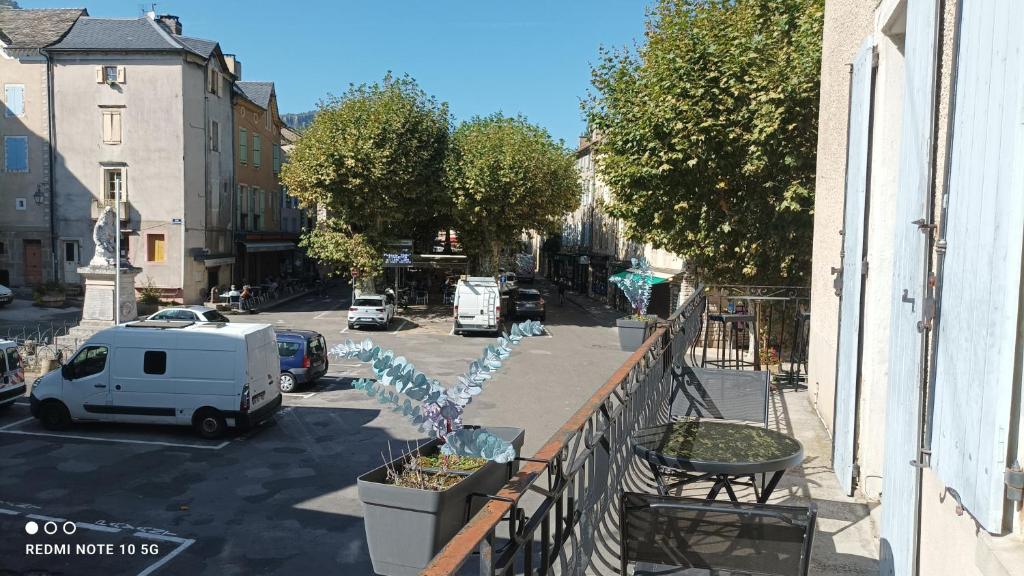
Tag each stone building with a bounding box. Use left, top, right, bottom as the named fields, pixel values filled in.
left=0, top=7, right=84, bottom=288
left=45, top=12, right=236, bottom=303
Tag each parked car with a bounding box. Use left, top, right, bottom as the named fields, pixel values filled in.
left=348, top=294, right=395, bottom=329
left=0, top=340, right=26, bottom=410
left=276, top=330, right=328, bottom=392
left=147, top=305, right=230, bottom=323
left=513, top=288, right=546, bottom=321
left=454, top=277, right=502, bottom=335
left=29, top=320, right=282, bottom=438
left=0, top=284, right=13, bottom=307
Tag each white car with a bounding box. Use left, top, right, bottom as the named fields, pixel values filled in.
left=347, top=294, right=395, bottom=329
left=30, top=321, right=282, bottom=438
left=148, top=305, right=230, bottom=323
left=0, top=284, right=13, bottom=307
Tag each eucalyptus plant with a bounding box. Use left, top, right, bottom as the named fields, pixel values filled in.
left=330, top=320, right=546, bottom=463
left=611, top=257, right=654, bottom=320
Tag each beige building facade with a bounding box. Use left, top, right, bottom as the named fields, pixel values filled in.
left=810, top=1, right=1024, bottom=575
left=0, top=8, right=84, bottom=288
left=47, top=13, right=235, bottom=304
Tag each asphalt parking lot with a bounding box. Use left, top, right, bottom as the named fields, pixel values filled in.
left=0, top=281, right=630, bottom=575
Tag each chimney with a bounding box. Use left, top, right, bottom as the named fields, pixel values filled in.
left=223, top=54, right=241, bottom=80
left=156, top=14, right=182, bottom=35
left=578, top=134, right=591, bottom=151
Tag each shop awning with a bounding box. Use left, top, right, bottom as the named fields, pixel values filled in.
left=242, top=241, right=296, bottom=253
left=203, top=256, right=235, bottom=268
left=609, top=269, right=674, bottom=286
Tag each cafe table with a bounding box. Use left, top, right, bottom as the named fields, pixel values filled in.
left=632, top=419, right=804, bottom=503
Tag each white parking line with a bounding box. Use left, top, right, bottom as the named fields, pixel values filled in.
left=282, top=392, right=316, bottom=399
left=0, top=417, right=33, bottom=430
left=391, top=319, right=408, bottom=334
left=0, top=508, right=21, bottom=515
left=75, top=521, right=122, bottom=533
left=26, top=513, right=65, bottom=522
left=339, top=326, right=349, bottom=334
left=0, top=428, right=231, bottom=450
left=135, top=534, right=196, bottom=576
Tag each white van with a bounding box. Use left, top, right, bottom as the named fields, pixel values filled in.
left=453, top=277, right=502, bottom=335
left=30, top=320, right=282, bottom=438
left=0, top=340, right=27, bottom=410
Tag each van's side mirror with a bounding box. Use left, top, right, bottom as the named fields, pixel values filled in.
left=61, top=364, right=73, bottom=380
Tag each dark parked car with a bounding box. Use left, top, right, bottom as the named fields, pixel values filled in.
left=276, top=330, right=328, bottom=392
left=513, top=288, right=545, bottom=321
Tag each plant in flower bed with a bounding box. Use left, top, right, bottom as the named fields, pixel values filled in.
left=330, top=319, right=545, bottom=465
left=387, top=453, right=488, bottom=490
left=611, top=257, right=654, bottom=319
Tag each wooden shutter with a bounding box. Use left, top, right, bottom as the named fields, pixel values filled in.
left=929, top=0, right=1024, bottom=533
left=239, top=129, right=248, bottom=164
left=5, top=85, right=24, bottom=117
left=95, top=66, right=104, bottom=83
left=880, top=1, right=940, bottom=574
left=833, top=37, right=875, bottom=497
left=253, top=134, right=261, bottom=167
left=116, top=66, right=125, bottom=84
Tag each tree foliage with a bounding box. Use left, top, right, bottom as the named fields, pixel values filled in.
left=446, top=114, right=581, bottom=272
left=281, top=74, right=450, bottom=277
left=586, top=0, right=823, bottom=284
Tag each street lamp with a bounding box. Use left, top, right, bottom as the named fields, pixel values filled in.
left=33, top=185, right=45, bottom=205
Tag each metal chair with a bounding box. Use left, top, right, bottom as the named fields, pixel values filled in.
left=669, top=366, right=770, bottom=428
left=620, top=492, right=816, bottom=576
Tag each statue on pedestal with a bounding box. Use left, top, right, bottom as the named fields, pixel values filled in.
left=89, top=206, right=119, bottom=267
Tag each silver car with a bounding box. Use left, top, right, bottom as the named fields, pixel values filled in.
left=147, top=305, right=230, bottom=323
left=0, top=284, right=13, bottom=307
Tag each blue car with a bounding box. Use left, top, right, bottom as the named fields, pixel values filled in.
left=276, top=330, right=328, bottom=392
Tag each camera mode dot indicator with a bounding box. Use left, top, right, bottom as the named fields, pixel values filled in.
left=44, top=521, right=58, bottom=535
left=25, top=521, right=38, bottom=535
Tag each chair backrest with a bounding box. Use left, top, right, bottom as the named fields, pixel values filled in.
left=670, top=366, right=770, bottom=427
left=620, top=492, right=816, bottom=576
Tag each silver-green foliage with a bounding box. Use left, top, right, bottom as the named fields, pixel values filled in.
left=331, top=319, right=546, bottom=463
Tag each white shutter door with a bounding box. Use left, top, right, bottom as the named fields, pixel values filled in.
left=930, top=0, right=1024, bottom=532
left=880, top=0, right=940, bottom=574
left=833, top=37, right=875, bottom=497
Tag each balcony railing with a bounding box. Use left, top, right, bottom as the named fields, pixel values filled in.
left=423, top=286, right=708, bottom=576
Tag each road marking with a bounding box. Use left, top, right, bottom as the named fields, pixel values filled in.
left=391, top=319, right=408, bottom=334
left=26, top=513, right=65, bottom=522
left=0, top=428, right=231, bottom=450
left=339, top=326, right=349, bottom=334
left=75, top=521, right=122, bottom=533
left=0, top=417, right=33, bottom=430
left=135, top=535, right=196, bottom=576
left=282, top=392, right=316, bottom=399
left=0, top=508, right=20, bottom=515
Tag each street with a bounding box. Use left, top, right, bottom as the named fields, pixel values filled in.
left=0, top=281, right=630, bottom=575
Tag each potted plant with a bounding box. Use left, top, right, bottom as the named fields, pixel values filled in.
left=330, top=320, right=545, bottom=575
left=32, top=282, right=66, bottom=308
left=611, top=257, right=658, bottom=351
left=136, top=279, right=161, bottom=316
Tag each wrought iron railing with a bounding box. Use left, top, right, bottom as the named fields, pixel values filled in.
left=695, top=285, right=810, bottom=386
left=422, top=286, right=708, bottom=576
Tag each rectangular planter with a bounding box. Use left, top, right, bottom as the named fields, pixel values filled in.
left=357, top=426, right=525, bottom=576
left=616, top=315, right=658, bottom=351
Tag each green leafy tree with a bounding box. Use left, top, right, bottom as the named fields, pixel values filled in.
left=281, top=74, right=450, bottom=278
left=446, top=114, right=581, bottom=273
left=586, top=0, right=823, bottom=284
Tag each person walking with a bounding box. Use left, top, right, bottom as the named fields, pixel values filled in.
left=558, top=280, right=566, bottom=306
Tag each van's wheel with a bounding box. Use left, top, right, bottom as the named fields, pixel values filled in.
left=193, top=409, right=226, bottom=439
left=279, top=372, right=297, bottom=393
left=39, top=401, right=71, bottom=431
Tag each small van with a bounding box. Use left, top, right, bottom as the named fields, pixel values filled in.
left=0, top=340, right=26, bottom=410
left=453, top=277, right=502, bottom=335
left=29, top=320, right=282, bottom=438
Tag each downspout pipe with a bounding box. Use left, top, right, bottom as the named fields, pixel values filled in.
left=44, top=49, right=58, bottom=282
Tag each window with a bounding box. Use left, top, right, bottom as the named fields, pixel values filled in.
left=207, top=68, right=220, bottom=95
left=143, top=351, right=167, bottom=375
left=4, top=136, right=28, bottom=173
left=5, top=347, right=21, bottom=371
left=4, top=84, right=24, bottom=117
left=68, top=346, right=107, bottom=379
left=104, top=66, right=118, bottom=83
left=64, top=242, right=76, bottom=263
left=147, top=234, right=166, bottom=262
left=202, top=310, right=229, bottom=322
left=102, top=110, right=122, bottom=144
left=210, top=120, right=219, bottom=151
left=239, top=128, right=248, bottom=164
left=252, top=187, right=262, bottom=230
left=272, top=144, right=281, bottom=173
left=252, top=133, right=261, bottom=167
left=238, top=185, right=247, bottom=231
left=103, top=168, right=124, bottom=201
left=278, top=341, right=300, bottom=357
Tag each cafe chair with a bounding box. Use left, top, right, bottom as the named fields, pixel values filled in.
left=669, top=365, right=770, bottom=428
left=620, top=492, right=816, bottom=576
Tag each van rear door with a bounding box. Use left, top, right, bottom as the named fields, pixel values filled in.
left=245, top=327, right=280, bottom=410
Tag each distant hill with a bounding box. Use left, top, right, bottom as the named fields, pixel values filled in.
left=281, top=111, right=315, bottom=132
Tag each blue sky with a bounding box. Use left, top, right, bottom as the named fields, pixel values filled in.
left=21, top=0, right=652, bottom=147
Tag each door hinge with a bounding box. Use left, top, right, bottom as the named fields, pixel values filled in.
left=912, top=218, right=937, bottom=232
left=831, top=266, right=842, bottom=297
left=861, top=259, right=869, bottom=277
left=1006, top=466, right=1024, bottom=502
left=918, top=273, right=938, bottom=333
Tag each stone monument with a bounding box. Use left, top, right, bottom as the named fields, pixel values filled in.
left=57, top=206, right=140, bottom=350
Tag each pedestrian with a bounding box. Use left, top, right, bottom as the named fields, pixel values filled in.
left=240, top=284, right=253, bottom=313
left=558, top=281, right=566, bottom=306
